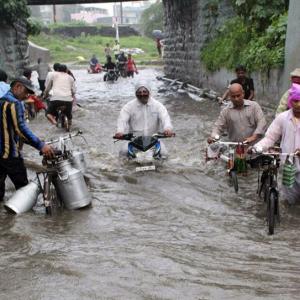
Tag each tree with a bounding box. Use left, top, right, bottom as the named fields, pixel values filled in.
left=140, top=2, right=163, bottom=38
left=232, top=0, right=289, bottom=32
left=0, top=0, right=30, bottom=25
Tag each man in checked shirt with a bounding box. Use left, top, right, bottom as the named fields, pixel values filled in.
left=207, top=83, right=267, bottom=144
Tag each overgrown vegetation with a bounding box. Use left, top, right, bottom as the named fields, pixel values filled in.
left=0, top=0, right=29, bottom=25
left=27, top=18, right=42, bottom=36
left=29, top=33, right=159, bottom=64
left=0, top=0, right=41, bottom=36
left=140, top=2, right=163, bottom=38
left=201, top=0, right=288, bottom=72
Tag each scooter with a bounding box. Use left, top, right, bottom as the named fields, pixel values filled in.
left=113, top=133, right=175, bottom=172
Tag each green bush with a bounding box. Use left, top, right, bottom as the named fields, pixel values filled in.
left=27, top=18, right=42, bottom=36
left=201, top=13, right=287, bottom=72
left=140, top=2, right=163, bottom=38
left=0, top=0, right=29, bottom=25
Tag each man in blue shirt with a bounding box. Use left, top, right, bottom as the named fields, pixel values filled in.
left=0, top=69, right=10, bottom=98
left=0, top=77, right=54, bottom=201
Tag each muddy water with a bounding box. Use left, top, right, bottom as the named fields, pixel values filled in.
left=0, top=68, right=300, bottom=300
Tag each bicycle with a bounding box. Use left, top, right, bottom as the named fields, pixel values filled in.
left=207, top=139, right=248, bottom=193
left=248, top=149, right=296, bottom=235
left=37, top=130, right=85, bottom=215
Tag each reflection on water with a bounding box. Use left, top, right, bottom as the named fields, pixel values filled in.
left=0, top=69, right=300, bottom=300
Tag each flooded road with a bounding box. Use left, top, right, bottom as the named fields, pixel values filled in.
left=1, top=68, right=300, bottom=300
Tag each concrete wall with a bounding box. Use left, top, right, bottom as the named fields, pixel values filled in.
left=28, top=41, right=50, bottom=64
left=0, top=21, right=29, bottom=78
left=203, top=68, right=284, bottom=107
left=162, top=0, right=287, bottom=107
left=282, top=0, right=300, bottom=92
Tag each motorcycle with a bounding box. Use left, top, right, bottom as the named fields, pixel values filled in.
left=116, top=61, right=127, bottom=78
left=88, top=63, right=102, bottom=74
left=113, top=133, right=175, bottom=172
left=104, top=69, right=119, bottom=83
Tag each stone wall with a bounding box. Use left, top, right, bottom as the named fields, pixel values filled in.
left=163, top=0, right=234, bottom=85
left=282, top=0, right=300, bottom=92
left=0, top=21, right=29, bottom=78
left=162, top=0, right=285, bottom=107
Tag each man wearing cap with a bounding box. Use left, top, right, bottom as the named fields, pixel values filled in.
left=254, top=83, right=300, bottom=204
left=0, top=77, right=54, bottom=201
left=276, top=68, right=300, bottom=115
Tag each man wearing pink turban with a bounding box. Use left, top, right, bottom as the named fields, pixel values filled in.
left=254, top=83, right=300, bottom=204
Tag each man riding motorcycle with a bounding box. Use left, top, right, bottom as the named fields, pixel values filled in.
left=103, top=56, right=117, bottom=82
left=89, top=54, right=101, bottom=73
left=116, top=52, right=128, bottom=77
left=115, top=82, right=173, bottom=157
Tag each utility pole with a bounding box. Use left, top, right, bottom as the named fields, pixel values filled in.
left=53, top=5, right=57, bottom=23
left=120, top=2, right=123, bottom=25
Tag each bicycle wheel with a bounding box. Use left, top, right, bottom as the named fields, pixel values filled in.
left=63, top=115, right=69, bottom=132
left=259, top=171, right=268, bottom=202
left=267, top=190, right=278, bottom=235
left=44, top=174, right=60, bottom=215
left=230, top=170, right=239, bottom=193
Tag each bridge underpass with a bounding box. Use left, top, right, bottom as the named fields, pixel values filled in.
left=28, top=0, right=147, bottom=5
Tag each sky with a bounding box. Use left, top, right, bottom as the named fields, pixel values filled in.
left=82, top=1, right=155, bottom=16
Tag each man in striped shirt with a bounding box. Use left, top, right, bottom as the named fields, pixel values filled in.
left=0, top=77, right=53, bottom=201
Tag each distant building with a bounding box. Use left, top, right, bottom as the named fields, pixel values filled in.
left=113, top=3, right=151, bottom=25
left=71, top=7, right=109, bottom=24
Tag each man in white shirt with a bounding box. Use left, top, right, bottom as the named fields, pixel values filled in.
left=115, top=82, right=173, bottom=156
left=43, top=64, right=76, bottom=126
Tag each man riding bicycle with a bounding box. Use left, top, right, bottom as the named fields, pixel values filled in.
left=44, top=64, right=76, bottom=128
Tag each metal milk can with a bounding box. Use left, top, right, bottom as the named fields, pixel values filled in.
left=55, top=160, right=91, bottom=210
left=4, top=180, right=41, bottom=214
left=70, top=151, right=87, bottom=174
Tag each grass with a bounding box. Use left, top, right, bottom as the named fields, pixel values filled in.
left=29, top=33, right=161, bottom=65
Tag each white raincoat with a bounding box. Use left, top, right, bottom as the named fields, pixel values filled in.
left=117, top=82, right=173, bottom=156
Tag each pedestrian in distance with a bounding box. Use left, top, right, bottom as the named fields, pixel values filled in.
left=276, top=68, right=300, bottom=115
left=221, top=65, right=255, bottom=102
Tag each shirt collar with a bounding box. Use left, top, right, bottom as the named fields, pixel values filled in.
left=227, top=99, right=251, bottom=109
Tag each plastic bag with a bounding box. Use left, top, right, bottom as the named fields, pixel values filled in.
left=282, top=155, right=296, bottom=187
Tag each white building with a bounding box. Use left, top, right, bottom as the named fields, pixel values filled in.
left=71, top=7, right=108, bottom=24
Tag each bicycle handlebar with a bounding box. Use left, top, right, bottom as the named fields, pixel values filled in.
left=113, top=132, right=175, bottom=141
left=211, top=140, right=248, bottom=146
left=45, top=130, right=83, bottom=145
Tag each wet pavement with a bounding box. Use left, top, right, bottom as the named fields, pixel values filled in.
left=0, top=68, right=300, bottom=300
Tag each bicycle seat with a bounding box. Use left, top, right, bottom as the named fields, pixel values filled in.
left=56, top=106, right=66, bottom=111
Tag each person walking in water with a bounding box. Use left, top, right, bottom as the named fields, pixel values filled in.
left=30, top=58, right=51, bottom=94
left=0, top=77, right=54, bottom=201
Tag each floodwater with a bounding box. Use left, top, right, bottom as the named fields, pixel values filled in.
left=1, top=68, right=300, bottom=300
